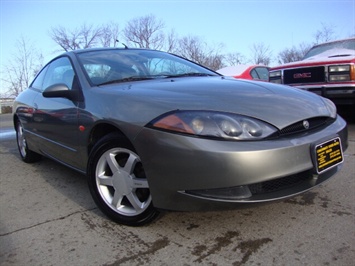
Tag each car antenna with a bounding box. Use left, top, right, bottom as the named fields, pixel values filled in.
left=116, top=39, right=128, bottom=49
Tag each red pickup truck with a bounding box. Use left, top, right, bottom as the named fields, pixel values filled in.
left=269, top=38, right=355, bottom=109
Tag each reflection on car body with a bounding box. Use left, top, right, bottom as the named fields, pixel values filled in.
left=13, top=48, right=348, bottom=226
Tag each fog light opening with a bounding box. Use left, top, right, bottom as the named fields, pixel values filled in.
left=185, top=185, right=252, bottom=200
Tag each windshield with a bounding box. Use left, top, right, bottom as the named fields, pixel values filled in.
left=76, top=49, right=218, bottom=86
left=303, top=39, right=355, bottom=59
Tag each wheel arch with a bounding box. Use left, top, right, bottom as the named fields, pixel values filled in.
left=87, top=122, right=131, bottom=157
left=13, top=114, right=19, bottom=131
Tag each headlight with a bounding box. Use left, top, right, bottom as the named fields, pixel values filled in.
left=148, top=111, right=277, bottom=140
left=329, top=65, right=350, bottom=72
left=269, top=70, right=281, bottom=78
left=269, top=70, right=282, bottom=84
left=328, top=64, right=354, bottom=82
left=322, top=98, right=337, bottom=119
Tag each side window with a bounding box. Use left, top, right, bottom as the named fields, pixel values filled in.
left=250, top=67, right=269, bottom=81
left=31, top=65, right=49, bottom=91
left=250, top=69, right=259, bottom=80
left=255, top=67, right=269, bottom=81
left=42, top=57, right=75, bottom=91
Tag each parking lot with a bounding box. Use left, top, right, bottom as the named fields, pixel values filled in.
left=0, top=112, right=354, bottom=266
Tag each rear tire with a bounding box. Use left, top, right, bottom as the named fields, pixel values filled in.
left=87, top=133, right=159, bottom=226
left=16, top=120, right=42, bottom=163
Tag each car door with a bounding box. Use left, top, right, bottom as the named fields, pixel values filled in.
left=32, top=56, right=82, bottom=169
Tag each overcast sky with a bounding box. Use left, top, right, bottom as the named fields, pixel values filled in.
left=0, top=0, right=354, bottom=94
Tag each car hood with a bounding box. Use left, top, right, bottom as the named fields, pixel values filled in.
left=90, top=77, right=331, bottom=129
left=305, top=48, right=355, bottom=60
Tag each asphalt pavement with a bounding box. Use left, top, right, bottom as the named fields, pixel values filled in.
left=0, top=113, right=354, bottom=266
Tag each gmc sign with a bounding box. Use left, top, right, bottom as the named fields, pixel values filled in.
left=293, top=72, right=311, bottom=79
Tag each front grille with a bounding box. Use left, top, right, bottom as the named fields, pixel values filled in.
left=279, top=117, right=334, bottom=136
left=284, top=66, right=325, bottom=84
left=249, top=170, right=313, bottom=195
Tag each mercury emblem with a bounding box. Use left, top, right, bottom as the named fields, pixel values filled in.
left=303, top=120, right=310, bottom=129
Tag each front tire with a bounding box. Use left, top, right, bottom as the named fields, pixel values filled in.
left=87, top=133, right=159, bottom=226
left=16, top=120, right=42, bottom=163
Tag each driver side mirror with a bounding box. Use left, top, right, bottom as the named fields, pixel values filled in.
left=43, top=84, right=83, bottom=102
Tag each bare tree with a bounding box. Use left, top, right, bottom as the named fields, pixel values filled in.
left=277, top=42, right=312, bottom=64
left=1, top=36, right=43, bottom=97
left=250, top=42, right=272, bottom=66
left=165, top=29, right=178, bottom=53
left=175, top=35, right=224, bottom=70
left=299, top=42, right=312, bottom=57
left=99, top=22, right=121, bottom=47
left=49, top=24, right=104, bottom=51
left=224, top=52, right=247, bottom=66
left=313, top=23, right=337, bottom=44
left=175, top=36, right=203, bottom=61
left=123, top=14, right=165, bottom=49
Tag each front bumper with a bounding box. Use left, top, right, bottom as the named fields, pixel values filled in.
left=295, top=84, right=355, bottom=106
left=134, top=115, right=348, bottom=211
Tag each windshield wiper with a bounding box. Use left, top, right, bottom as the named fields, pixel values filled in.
left=98, top=76, right=155, bottom=86
left=165, top=73, right=215, bottom=78
left=97, top=73, right=215, bottom=85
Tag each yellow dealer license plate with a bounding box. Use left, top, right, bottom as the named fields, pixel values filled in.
left=315, top=137, right=344, bottom=174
